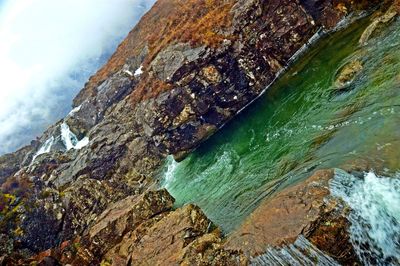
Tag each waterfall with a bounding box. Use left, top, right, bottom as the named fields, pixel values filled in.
left=162, top=156, right=178, bottom=188
left=330, top=169, right=400, bottom=265
left=60, top=122, right=89, bottom=151
left=31, top=136, right=55, bottom=162
left=31, top=121, right=88, bottom=163
left=251, top=235, right=339, bottom=266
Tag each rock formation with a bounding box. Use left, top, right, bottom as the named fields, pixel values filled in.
left=0, top=0, right=397, bottom=265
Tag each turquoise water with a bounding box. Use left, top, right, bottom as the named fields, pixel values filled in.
left=160, top=17, right=400, bottom=232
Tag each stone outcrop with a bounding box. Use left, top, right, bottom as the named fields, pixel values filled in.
left=0, top=145, right=33, bottom=183
left=29, top=198, right=246, bottom=266
left=104, top=204, right=246, bottom=266
left=0, top=0, right=394, bottom=264
left=225, top=169, right=358, bottom=265
left=359, top=0, right=400, bottom=45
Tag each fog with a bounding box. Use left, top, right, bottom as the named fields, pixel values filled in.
left=0, top=0, right=155, bottom=155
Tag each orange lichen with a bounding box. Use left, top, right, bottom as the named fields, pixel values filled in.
left=130, top=73, right=173, bottom=103
left=145, top=0, right=235, bottom=65
left=76, top=0, right=235, bottom=105
left=133, top=0, right=235, bottom=102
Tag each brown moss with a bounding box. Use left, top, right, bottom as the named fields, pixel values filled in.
left=1, top=175, right=33, bottom=199
left=76, top=0, right=235, bottom=105
left=132, top=0, right=235, bottom=102
left=130, top=73, right=173, bottom=103
left=145, top=0, right=234, bottom=63
left=307, top=213, right=359, bottom=265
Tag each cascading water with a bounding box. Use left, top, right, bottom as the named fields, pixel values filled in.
left=31, top=113, right=89, bottom=163
left=162, top=156, right=178, bottom=189
left=60, top=122, right=89, bottom=151
left=330, top=170, right=400, bottom=265
left=31, top=136, right=55, bottom=162
left=67, top=105, right=82, bottom=117
left=159, top=13, right=400, bottom=263
left=251, top=236, right=340, bottom=266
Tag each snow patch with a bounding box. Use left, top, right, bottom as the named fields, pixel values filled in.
left=134, top=65, right=143, bottom=76
left=123, top=69, right=134, bottom=77
left=67, top=105, right=81, bottom=117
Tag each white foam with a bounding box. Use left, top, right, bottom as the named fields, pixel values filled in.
left=60, top=121, right=89, bottom=151
left=74, top=136, right=89, bottom=150
left=330, top=169, right=400, bottom=265
left=163, top=155, right=178, bottom=188
left=134, top=65, right=143, bottom=76
left=252, top=235, right=339, bottom=266
left=31, top=136, right=54, bottom=162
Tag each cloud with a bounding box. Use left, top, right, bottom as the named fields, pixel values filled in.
left=0, top=0, right=155, bottom=155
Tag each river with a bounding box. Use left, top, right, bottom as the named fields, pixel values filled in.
left=160, top=15, right=400, bottom=262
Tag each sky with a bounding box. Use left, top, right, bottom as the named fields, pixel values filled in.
left=0, top=0, right=156, bottom=155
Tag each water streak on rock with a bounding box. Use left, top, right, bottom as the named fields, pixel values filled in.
left=251, top=235, right=339, bottom=266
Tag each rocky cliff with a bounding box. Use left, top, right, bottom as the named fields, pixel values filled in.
left=0, top=0, right=396, bottom=265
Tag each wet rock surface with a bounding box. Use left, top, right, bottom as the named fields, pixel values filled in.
left=359, top=0, right=400, bottom=45
left=226, top=169, right=359, bottom=265
left=333, top=60, right=363, bottom=91
left=0, top=0, right=394, bottom=264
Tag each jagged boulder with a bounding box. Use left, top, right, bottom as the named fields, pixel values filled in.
left=104, top=204, right=247, bottom=266
left=225, top=169, right=358, bottom=265
left=59, top=177, right=130, bottom=241
left=87, top=189, right=174, bottom=256
left=27, top=189, right=174, bottom=265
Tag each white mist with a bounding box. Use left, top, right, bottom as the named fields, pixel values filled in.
left=0, top=0, right=155, bottom=154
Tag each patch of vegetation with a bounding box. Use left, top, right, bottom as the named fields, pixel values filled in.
left=80, top=0, right=235, bottom=104
left=0, top=175, right=34, bottom=237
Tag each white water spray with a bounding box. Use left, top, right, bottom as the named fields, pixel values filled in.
left=60, top=122, right=89, bottom=151
left=330, top=169, right=400, bottom=265
left=31, top=136, right=54, bottom=162
left=163, top=156, right=178, bottom=188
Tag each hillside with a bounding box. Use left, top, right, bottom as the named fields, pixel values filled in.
left=0, top=0, right=398, bottom=265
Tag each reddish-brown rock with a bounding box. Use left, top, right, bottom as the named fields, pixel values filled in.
left=226, top=169, right=334, bottom=254
left=225, top=169, right=358, bottom=264
left=103, top=204, right=246, bottom=266
left=125, top=204, right=214, bottom=265
left=85, top=189, right=174, bottom=258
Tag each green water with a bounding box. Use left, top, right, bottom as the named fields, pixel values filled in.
left=160, top=17, right=400, bottom=232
